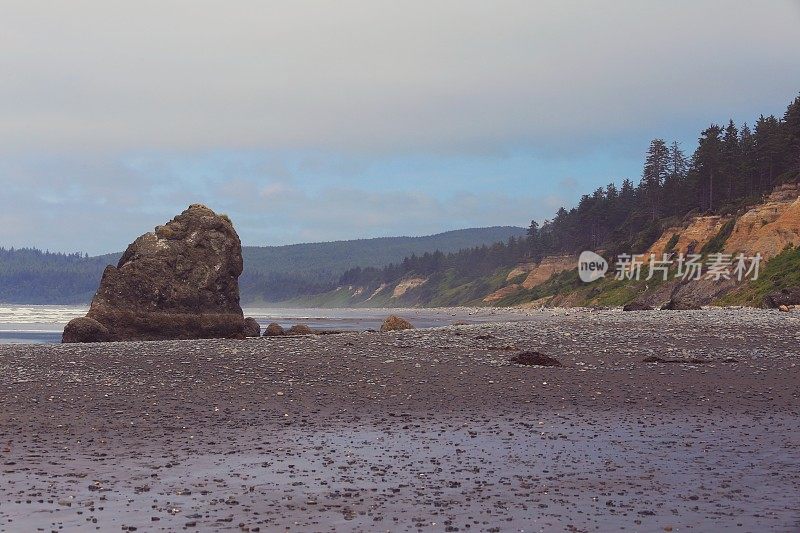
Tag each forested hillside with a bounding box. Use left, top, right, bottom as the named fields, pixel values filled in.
left=321, top=94, right=800, bottom=307
left=0, top=249, right=118, bottom=304
left=239, top=226, right=526, bottom=302
left=0, top=227, right=525, bottom=304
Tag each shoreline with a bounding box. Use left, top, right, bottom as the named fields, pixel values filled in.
left=1, top=309, right=799, bottom=531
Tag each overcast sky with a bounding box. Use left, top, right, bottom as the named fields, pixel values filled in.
left=2, top=0, right=799, bottom=254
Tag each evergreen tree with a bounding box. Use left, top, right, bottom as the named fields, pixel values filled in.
left=783, top=95, right=800, bottom=175
left=722, top=120, right=740, bottom=200
left=693, top=125, right=724, bottom=210
left=527, top=220, right=539, bottom=239
left=663, top=141, right=689, bottom=215
left=754, top=114, right=783, bottom=191
left=739, top=123, right=757, bottom=196
left=641, top=139, right=670, bottom=219
left=620, top=178, right=636, bottom=200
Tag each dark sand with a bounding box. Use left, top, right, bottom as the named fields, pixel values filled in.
left=1, top=309, right=798, bottom=532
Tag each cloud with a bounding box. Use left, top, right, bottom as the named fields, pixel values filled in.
left=0, top=154, right=173, bottom=254
left=1, top=1, right=798, bottom=253
left=0, top=1, right=797, bottom=155
left=215, top=181, right=542, bottom=246
left=0, top=152, right=546, bottom=254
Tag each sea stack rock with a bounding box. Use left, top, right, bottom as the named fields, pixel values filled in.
left=62, top=204, right=246, bottom=342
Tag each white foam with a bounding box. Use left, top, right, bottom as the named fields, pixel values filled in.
left=0, top=305, right=87, bottom=327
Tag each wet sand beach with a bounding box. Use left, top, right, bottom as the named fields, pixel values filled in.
left=1, top=308, right=798, bottom=532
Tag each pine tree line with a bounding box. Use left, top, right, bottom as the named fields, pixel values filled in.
left=340, top=94, right=800, bottom=289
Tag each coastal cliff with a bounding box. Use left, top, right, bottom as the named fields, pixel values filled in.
left=293, top=182, right=800, bottom=309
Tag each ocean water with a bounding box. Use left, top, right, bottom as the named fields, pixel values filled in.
left=243, top=307, right=480, bottom=332
left=0, top=305, right=87, bottom=344
left=0, top=305, right=494, bottom=344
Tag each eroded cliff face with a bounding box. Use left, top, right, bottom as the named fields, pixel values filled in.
left=643, top=183, right=800, bottom=261
left=605, top=183, right=800, bottom=309
left=479, top=182, right=800, bottom=309
left=506, top=263, right=537, bottom=281
left=480, top=254, right=579, bottom=304
left=392, top=277, right=428, bottom=298
left=483, top=284, right=522, bottom=303
left=724, top=183, right=800, bottom=260
left=521, top=255, right=578, bottom=289
left=647, top=216, right=730, bottom=256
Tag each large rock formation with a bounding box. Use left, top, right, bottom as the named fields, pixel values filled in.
left=63, top=204, right=246, bottom=342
